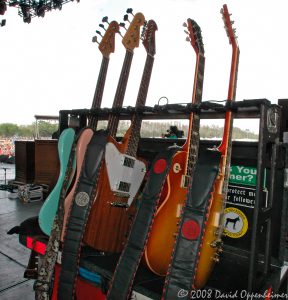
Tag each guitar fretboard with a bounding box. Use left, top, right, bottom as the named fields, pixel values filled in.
left=185, top=53, right=205, bottom=178
left=88, top=56, right=110, bottom=130
left=126, top=53, right=155, bottom=157
left=107, top=50, right=134, bottom=137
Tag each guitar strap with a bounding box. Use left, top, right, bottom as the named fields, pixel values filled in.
left=106, top=146, right=179, bottom=300
left=57, top=129, right=108, bottom=300
left=34, top=136, right=77, bottom=300
left=162, top=149, right=221, bottom=300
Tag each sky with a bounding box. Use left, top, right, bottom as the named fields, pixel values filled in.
left=0, top=0, right=287, bottom=133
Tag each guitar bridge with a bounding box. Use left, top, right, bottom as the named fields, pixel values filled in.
left=113, top=191, right=129, bottom=198
left=109, top=201, right=129, bottom=208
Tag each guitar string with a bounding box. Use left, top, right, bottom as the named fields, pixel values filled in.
left=107, top=50, right=134, bottom=137
left=126, top=54, right=155, bottom=157
left=89, top=56, right=110, bottom=130
left=185, top=54, right=205, bottom=181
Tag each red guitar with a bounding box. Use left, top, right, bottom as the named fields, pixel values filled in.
left=84, top=12, right=146, bottom=253
left=61, top=20, right=119, bottom=241
left=144, top=18, right=205, bottom=275
left=193, top=4, right=240, bottom=288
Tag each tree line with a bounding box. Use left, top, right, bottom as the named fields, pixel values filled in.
left=0, top=121, right=258, bottom=140
left=0, top=121, right=58, bottom=138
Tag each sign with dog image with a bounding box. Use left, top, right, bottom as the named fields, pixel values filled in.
left=223, top=207, right=248, bottom=238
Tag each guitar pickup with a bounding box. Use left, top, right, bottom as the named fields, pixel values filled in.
left=117, top=181, right=131, bottom=193
left=122, top=156, right=135, bottom=168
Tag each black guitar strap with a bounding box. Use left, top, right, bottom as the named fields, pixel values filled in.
left=162, top=149, right=221, bottom=300
left=57, top=130, right=108, bottom=300
left=106, top=146, right=179, bottom=300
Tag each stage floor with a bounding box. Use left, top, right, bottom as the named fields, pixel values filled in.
left=0, top=163, right=42, bottom=299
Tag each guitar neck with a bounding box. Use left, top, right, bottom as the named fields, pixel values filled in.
left=183, top=53, right=205, bottom=177
left=126, top=53, right=155, bottom=157
left=88, top=56, right=110, bottom=130
left=107, top=49, right=134, bottom=137
left=218, top=47, right=240, bottom=156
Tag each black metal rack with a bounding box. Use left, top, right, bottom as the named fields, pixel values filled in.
left=58, top=98, right=274, bottom=134
left=54, top=98, right=288, bottom=297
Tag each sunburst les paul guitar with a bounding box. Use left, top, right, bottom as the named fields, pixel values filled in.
left=144, top=19, right=205, bottom=275
left=193, top=5, right=240, bottom=289
left=84, top=12, right=146, bottom=253
left=59, top=20, right=119, bottom=241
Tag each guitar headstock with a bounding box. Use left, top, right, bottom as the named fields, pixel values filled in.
left=142, top=20, right=157, bottom=56
left=97, top=20, right=119, bottom=58
left=122, top=12, right=145, bottom=50
left=184, top=18, right=204, bottom=55
left=221, top=4, right=238, bottom=47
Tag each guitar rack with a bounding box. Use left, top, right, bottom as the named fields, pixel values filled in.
left=59, top=98, right=273, bottom=134
left=18, top=98, right=288, bottom=298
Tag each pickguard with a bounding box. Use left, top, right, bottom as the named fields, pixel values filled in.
left=105, top=142, right=146, bottom=206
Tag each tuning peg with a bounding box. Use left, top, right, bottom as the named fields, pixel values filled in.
left=99, top=23, right=106, bottom=31
left=92, top=36, right=99, bottom=44
left=117, top=22, right=126, bottom=37
left=184, top=29, right=188, bottom=35
left=140, top=20, right=147, bottom=40
left=119, top=22, right=127, bottom=31
left=185, top=37, right=190, bottom=42
left=126, top=8, right=134, bottom=16
left=102, top=16, right=109, bottom=24
left=183, top=22, right=187, bottom=27
left=123, top=14, right=130, bottom=23
left=96, top=30, right=103, bottom=37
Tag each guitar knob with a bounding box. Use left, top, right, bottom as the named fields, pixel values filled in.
left=214, top=227, right=220, bottom=237
left=218, top=248, right=224, bottom=254
left=210, top=239, right=222, bottom=248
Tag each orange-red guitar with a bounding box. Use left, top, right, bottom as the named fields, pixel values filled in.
left=144, top=19, right=205, bottom=275
left=193, top=4, right=240, bottom=288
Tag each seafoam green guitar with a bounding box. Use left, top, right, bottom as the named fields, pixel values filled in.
left=39, top=20, right=119, bottom=236
left=38, top=128, right=76, bottom=235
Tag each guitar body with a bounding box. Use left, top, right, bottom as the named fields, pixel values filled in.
left=61, top=128, right=94, bottom=241
left=84, top=136, right=139, bottom=253
left=192, top=5, right=240, bottom=288
left=38, top=128, right=76, bottom=236
left=193, top=172, right=223, bottom=288
left=144, top=150, right=188, bottom=275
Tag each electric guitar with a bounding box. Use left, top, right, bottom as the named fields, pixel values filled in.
left=38, top=127, right=76, bottom=235
left=193, top=4, right=240, bottom=288
left=144, top=19, right=205, bottom=275
left=84, top=12, right=146, bottom=253
left=60, top=20, right=120, bottom=241
left=39, top=20, right=119, bottom=237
